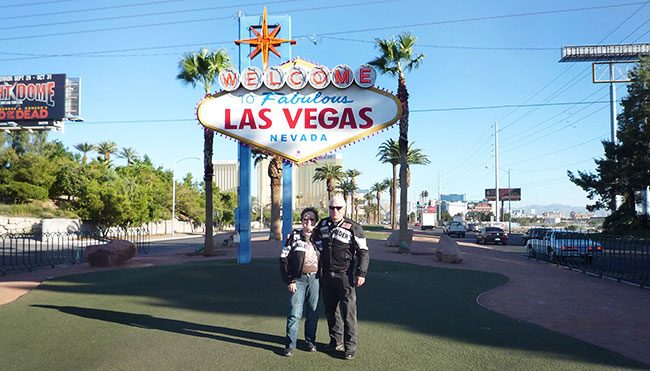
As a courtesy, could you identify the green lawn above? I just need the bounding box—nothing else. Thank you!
[0,259,646,370]
[362,224,391,240]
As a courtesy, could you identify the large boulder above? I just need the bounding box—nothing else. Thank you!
[436,235,463,264]
[385,229,413,247]
[85,239,137,267]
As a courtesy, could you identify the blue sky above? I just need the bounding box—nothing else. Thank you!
[2,0,649,209]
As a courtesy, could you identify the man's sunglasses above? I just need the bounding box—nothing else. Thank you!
[329,206,343,210]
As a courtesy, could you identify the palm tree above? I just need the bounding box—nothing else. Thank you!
[252,149,284,240]
[377,138,399,229]
[176,47,233,256]
[363,193,374,223]
[405,144,431,186]
[345,169,362,221]
[74,142,94,164]
[95,141,117,161]
[313,163,346,201]
[381,178,392,225]
[118,147,139,165]
[370,181,388,224]
[337,179,358,218]
[370,32,424,252]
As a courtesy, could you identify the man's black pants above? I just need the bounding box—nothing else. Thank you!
[321,271,357,351]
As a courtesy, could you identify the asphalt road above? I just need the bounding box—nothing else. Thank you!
[419,227,528,254]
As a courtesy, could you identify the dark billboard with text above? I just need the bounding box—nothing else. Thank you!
[0,74,66,122]
[485,188,521,201]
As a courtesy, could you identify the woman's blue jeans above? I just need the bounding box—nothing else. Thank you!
[285,273,319,349]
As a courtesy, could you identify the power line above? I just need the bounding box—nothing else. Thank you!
[509,133,607,166]
[0,0,395,43]
[496,1,650,132]
[3,0,188,19]
[500,105,608,154]
[0,0,303,31]
[0,2,645,43]
[515,158,594,173]
[321,36,557,51]
[411,100,610,113]
[0,0,77,8]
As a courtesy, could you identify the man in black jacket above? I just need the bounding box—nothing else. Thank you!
[314,195,369,360]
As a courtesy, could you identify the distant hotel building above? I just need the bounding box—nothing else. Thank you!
[295,154,343,209]
[213,160,238,193]
[256,154,343,210]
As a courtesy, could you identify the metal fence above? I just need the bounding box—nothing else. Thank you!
[1,229,150,276]
[526,230,650,288]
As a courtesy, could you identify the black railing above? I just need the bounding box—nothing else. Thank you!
[525,230,650,288]
[1,229,150,276]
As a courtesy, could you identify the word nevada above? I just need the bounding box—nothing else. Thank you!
[218,64,377,91]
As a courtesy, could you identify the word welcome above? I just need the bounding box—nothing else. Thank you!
[219,64,377,92]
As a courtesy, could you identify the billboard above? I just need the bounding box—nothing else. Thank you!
[0,74,66,122]
[467,202,492,213]
[485,188,521,201]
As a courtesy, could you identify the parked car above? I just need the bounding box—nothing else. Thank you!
[522,227,552,246]
[527,230,602,262]
[447,221,466,238]
[476,227,508,245]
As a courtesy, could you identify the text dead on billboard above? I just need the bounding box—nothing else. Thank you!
[0,74,66,122]
[485,188,522,201]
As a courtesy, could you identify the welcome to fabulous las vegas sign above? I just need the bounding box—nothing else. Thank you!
[196,59,403,164]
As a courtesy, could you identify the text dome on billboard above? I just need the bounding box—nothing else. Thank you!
[196,58,403,164]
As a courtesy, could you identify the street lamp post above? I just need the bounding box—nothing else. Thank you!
[507,169,511,234]
[172,156,200,236]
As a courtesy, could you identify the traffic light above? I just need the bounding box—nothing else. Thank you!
[416,201,420,208]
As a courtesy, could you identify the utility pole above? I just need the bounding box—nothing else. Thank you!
[495,121,500,224]
[437,172,441,224]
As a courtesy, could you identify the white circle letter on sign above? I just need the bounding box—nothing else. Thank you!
[218,68,240,91]
[355,64,376,88]
[331,64,354,89]
[241,66,263,90]
[308,66,330,89]
[264,66,285,90]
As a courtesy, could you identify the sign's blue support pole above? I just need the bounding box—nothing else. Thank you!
[282,162,293,239]
[237,144,251,264]
[237,12,293,262]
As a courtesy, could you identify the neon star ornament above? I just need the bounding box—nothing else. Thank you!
[235,7,296,71]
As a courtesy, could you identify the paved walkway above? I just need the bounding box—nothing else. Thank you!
[1,231,649,367]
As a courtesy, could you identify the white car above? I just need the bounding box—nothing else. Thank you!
[527,230,602,262]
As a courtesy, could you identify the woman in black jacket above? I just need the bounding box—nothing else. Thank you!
[279,207,320,357]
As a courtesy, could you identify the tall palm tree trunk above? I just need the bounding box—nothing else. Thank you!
[391,164,397,229]
[204,130,215,255]
[398,75,410,253]
[269,157,283,240]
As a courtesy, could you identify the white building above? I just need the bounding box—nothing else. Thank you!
[213,160,238,193]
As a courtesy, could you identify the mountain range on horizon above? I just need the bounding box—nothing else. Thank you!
[518,204,606,217]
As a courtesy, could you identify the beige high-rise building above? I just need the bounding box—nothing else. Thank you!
[295,154,343,209]
[255,154,343,211]
[213,160,238,193]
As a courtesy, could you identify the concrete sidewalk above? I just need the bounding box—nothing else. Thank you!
[1,230,649,367]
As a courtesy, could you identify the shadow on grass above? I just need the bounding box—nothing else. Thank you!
[20,259,649,369]
[32,304,286,355]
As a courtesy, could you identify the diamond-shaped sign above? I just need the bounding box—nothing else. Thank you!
[197,81,402,163]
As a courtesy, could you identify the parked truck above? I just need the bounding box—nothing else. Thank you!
[420,211,436,230]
